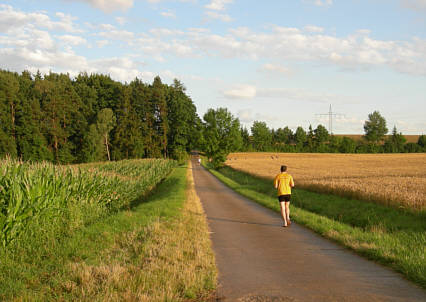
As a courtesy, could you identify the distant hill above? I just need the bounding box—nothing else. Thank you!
[335,134,420,143]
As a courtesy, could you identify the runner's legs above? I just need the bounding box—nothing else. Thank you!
[279,201,287,226]
[285,201,290,224]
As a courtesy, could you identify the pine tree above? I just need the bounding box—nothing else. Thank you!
[0,70,19,157]
[384,126,406,153]
[113,86,144,160]
[129,78,149,157]
[166,79,198,160]
[15,71,52,161]
[151,76,168,158]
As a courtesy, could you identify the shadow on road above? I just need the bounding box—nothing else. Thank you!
[207,216,282,228]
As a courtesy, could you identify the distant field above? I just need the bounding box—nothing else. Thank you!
[335,134,420,143]
[226,153,426,212]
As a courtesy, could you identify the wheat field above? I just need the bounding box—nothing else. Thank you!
[225,153,426,211]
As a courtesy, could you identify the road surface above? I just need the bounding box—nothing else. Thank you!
[191,158,426,302]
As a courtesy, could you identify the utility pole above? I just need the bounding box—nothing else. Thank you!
[316,105,345,135]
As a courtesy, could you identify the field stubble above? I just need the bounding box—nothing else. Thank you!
[226,153,426,212]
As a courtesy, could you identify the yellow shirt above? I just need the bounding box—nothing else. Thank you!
[274,172,294,196]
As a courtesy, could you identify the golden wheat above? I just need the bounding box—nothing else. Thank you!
[225,153,426,211]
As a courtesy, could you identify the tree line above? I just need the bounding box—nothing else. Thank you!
[0,69,201,163]
[200,108,426,167]
[1,69,424,166]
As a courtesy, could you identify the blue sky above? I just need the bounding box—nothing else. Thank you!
[1,0,425,134]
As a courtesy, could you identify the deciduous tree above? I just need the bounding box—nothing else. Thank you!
[96,108,116,161]
[364,111,388,144]
[251,121,272,151]
[202,108,242,167]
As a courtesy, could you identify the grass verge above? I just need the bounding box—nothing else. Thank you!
[0,163,217,301]
[202,161,426,289]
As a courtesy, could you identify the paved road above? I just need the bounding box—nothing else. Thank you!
[191,159,426,302]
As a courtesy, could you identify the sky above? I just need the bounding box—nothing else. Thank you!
[0,0,425,134]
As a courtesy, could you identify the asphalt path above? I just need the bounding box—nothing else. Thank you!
[191,158,426,302]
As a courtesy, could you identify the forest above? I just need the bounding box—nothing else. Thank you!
[0,69,201,164]
[0,69,425,165]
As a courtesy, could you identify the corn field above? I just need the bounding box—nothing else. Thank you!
[0,158,176,247]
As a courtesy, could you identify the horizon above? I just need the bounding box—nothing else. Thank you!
[1,0,425,134]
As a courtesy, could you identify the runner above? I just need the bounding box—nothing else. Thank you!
[274,165,295,227]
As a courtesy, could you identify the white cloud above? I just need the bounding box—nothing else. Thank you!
[205,11,232,22]
[74,22,426,76]
[237,109,281,127]
[150,28,184,36]
[273,26,301,34]
[0,5,154,83]
[260,63,293,76]
[115,24,426,75]
[223,85,257,99]
[394,120,426,134]
[71,0,134,12]
[0,5,81,33]
[91,57,142,81]
[186,26,426,76]
[135,35,194,58]
[222,83,359,104]
[99,23,116,30]
[146,0,197,3]
[99,30,134,41]
[304,25,324,33]
[304,0,333,6]
[0,28,56,50]
[257,88,355,104]
[188,27,210,33]
[237,109,254,123]
[205,0,233,11]
[115,17,126,25]
[204,0,233,22]
[160,11,176,18]
[96,39,109,47]
[314,115,366,134]
[57,34,87,46]
[0,46,89,75]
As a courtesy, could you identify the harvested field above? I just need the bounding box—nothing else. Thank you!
[335,134,420,143]
[225,153,426,212]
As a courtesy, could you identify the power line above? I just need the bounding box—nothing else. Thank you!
[316,105,345,135]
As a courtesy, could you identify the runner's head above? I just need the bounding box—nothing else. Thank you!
[281,165,287,172]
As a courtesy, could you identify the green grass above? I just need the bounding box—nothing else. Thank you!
[203,162,426,288]
[0,164,216,301]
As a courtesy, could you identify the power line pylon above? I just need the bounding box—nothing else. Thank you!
[316,105,345,135]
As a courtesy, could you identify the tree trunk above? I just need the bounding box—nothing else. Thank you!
[11,102,16,140]
[105,133,110,161]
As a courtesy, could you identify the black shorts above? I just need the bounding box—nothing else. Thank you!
[278,194,291,202]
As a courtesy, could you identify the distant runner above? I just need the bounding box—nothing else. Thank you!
[274,165,295,227]
[198,158,201,165]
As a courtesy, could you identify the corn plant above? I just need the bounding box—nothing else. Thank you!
[0,158,176,247]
